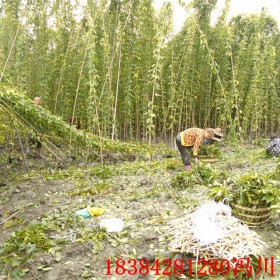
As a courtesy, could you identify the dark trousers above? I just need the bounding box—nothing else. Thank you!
[176,138,191,166]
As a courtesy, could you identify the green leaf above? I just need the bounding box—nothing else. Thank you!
[42,266,53,271]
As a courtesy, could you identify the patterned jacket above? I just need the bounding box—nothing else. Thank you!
[266,138,280,157]
[180,128,205,156]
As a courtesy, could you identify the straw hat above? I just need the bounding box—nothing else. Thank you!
[205,128,221,142]
[214,127,223,137]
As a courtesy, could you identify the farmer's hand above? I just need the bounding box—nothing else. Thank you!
[194,156,199,164]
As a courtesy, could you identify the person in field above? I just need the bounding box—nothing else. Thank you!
[26,96,45,158]
[266,135,280,158]
[176,128,222,171]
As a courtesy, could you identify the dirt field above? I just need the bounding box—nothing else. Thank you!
[0,144,279,280]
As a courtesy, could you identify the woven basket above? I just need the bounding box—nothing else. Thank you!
[231,203,272,227]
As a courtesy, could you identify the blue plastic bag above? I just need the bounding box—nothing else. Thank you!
[75,208,91,219]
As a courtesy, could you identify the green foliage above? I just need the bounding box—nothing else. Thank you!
[0,0,280,141]
[198,143,222,157]
[171,162,227,189]
[234,173,279,207]
[41,208,85,231]
[209,172,280,222]
[272,162,280,180]
[0,223,51,273]
[90,165,115,179]
[211,173,280,204]
[69,181,111,197]
[208,168,280,227]
[170,171,197,189]
[209,180,233,202]
[194,162,227,182]
[0,86,161,159]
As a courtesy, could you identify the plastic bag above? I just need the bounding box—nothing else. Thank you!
[100,218,124,232]
[88,207,105,216]
[75,208,91,219]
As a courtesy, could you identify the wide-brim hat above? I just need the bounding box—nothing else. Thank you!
[206,128,222,142]
[213,127,223,137]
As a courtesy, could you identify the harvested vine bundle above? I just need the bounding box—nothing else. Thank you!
[0,87,157,158]
[164,201,265,261]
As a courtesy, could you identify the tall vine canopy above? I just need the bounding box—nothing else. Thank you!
[0,0,279,144]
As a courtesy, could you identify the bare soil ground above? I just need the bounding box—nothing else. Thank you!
[0,145,279,280]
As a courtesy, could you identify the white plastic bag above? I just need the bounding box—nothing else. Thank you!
[192,201,231,245]
[100,218,124,232]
